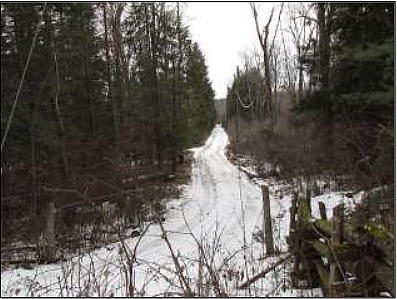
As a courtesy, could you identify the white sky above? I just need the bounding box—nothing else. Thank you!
[184,2,275,99]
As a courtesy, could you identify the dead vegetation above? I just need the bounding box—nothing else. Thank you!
[1,151,193,269]
[226,92,393,192]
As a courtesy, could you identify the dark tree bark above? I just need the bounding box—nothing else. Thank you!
[102,4,119,143]
[251,3,274,119]
[317,3,330,91]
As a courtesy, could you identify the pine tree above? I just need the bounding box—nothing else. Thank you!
[185,42,216,146]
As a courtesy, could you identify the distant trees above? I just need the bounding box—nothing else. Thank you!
[1,3,215,243]
[283,3,316,103]
[98,2,216,160]
[226,65,266,122]
[226,2,394,187]
[184,43,216,146]
[1,2,215,165]
[227,3,285,127]
[250,2,274,119]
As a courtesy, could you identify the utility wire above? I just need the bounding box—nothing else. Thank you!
[1,3,47,152]
[234,77,256,110]
[234,89,256,109]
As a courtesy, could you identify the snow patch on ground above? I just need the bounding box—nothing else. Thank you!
[1,125,319,297]
[311,191,363,220]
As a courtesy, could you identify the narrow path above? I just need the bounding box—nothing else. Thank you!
[1,125,300,297]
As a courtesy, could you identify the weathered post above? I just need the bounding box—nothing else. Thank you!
[329,204,345,296]
[290,192,301,288]
[305,188,312,215]
[332,204,344,245]
[45,199,56,241]
[288,192,298,249]
[38,198,57,263]
[319,202,327,220]
[294,192,313,288]
[262,185,274,255]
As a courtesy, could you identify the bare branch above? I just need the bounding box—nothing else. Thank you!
[158,221,194,296]
[237,254,292,289]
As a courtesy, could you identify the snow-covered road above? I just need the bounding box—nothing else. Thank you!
[1,125,311,297]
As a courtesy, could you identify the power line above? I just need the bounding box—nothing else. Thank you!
[1,3,47,152]
[234,90,255,109]
[234,79,256,110]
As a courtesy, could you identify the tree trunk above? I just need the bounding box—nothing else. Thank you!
[102,4,119,143]
[251,3,274,121]
[149,4,162,163]
[317,3,330,91]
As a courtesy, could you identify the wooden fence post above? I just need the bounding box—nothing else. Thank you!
[306,188,312,215]
[332,204,344,245]
[290,192,301,287]
[319,202,327,220]
[37,197,57,263]
[289,192,298,249]
[330,204,345,296]
[45,198,56,242]
[262,186,274,255]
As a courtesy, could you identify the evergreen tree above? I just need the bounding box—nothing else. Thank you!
[1,2,217,248]
[1,2,216,179]
[184,42,216,146]
[225,65,266,122]
[331,3,394,123]
[298,2,394,184]
[300,3,394,123]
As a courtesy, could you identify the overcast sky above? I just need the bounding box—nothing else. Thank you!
[184,2,274,99]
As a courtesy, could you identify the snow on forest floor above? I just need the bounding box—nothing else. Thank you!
[1,125,361,297]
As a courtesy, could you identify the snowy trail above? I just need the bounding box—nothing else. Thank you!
[1,125,301,297]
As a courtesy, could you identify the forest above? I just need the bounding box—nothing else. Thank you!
[224,3,394,296]
[1,2,215,251]
[1,2,395,298]
[226,3,393,189]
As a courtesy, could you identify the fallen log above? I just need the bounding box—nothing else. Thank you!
[238,254,292,289]
[1,259,37,265]
[42,186,84,199]
[1,245,36,252]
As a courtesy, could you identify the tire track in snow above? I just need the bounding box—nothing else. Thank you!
[1,124,289,297]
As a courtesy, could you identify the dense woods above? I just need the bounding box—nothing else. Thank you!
[224,3,394,296]
[1,3,215,250]
[0,2,394,297]
[226,3,394,189]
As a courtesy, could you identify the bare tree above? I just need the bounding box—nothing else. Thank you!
[250,2,274,119]
[317,3,329,91]
[250,3,284,125]
[101,3,119,142]
[285,3,316,103]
